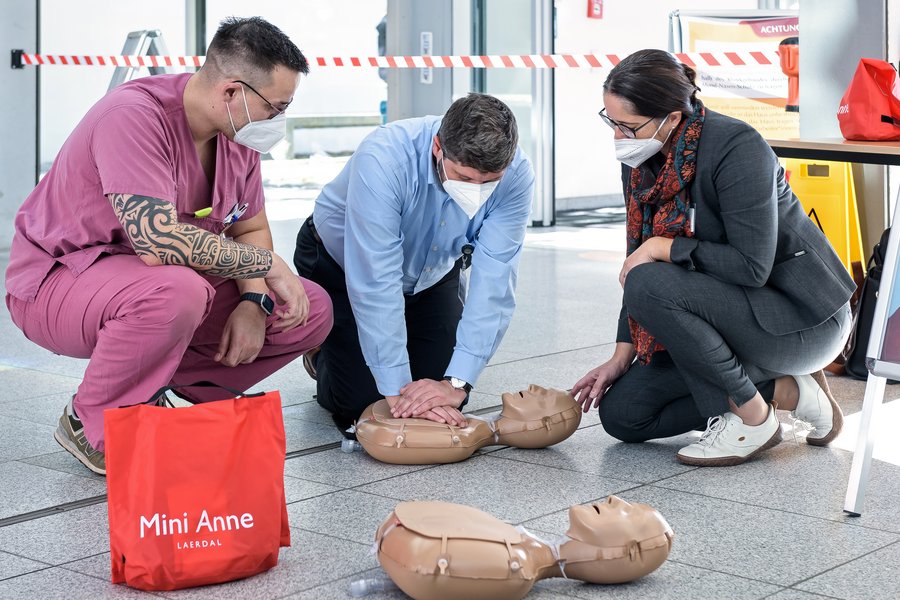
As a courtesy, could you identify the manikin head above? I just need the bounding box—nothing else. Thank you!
[561,495,674,584]
[192,17,308,151]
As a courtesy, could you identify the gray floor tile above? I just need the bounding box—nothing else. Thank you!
[0,391,68,426]
[0,415,60,462]
[288,566,580,600]
[795,540,900,600]
[0,461,106,519]
[283,567,417,600]
[825,374,900,418]
[358,454,634,524]
[56,551,111,580]
[156,529,373,599]
[283,475,341,503]
[286,489,404,545]
[476,345,615,398]
[255,368,317,408]
[654,440,900,534]
[766,590,837,600]
[614,487,897,587]
[488,348,532,365]
[830,397,900,468]
[534,560,780,600]
[495,423,695,484]
[283,415,342,452]
[0,367,80,403]
[0,503,110,565]
[0,549,50,581]
[0,566,158,598]
[282,447,434,488]
[497,246,623,357]
[461,389,503,413]
[283,400,333,426]
[0,350,89,381]
[22,450,107,481]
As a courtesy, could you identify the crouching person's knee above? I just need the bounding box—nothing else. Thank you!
[598,398,652,443]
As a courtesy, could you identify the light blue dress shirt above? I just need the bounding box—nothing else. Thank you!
[313,116,535,396]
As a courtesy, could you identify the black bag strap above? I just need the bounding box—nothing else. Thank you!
[871,227,892,271]
[119,381,266,409]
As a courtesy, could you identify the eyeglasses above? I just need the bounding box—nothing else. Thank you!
[598,108,656,139]
[233,80,290,115]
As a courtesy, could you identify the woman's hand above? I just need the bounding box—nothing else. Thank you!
[571,344,636,413]
[619,237,674,287]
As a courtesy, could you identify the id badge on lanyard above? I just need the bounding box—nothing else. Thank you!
[458,243,474,304]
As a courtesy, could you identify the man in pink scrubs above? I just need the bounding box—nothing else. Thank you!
[4,17,333,475]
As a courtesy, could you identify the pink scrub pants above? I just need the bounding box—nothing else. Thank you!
[6,254,333,451]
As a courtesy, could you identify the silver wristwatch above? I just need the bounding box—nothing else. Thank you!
[444,376,472,394]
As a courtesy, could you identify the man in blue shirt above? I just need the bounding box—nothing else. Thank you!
[294,94,534,437]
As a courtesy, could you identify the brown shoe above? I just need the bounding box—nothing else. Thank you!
[54,404,106,475]
[303,347,320,381]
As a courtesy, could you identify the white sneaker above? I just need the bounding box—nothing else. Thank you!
[676,406,782,466]
[791,371,843,446]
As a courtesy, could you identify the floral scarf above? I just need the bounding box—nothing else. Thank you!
[626,100,705,364]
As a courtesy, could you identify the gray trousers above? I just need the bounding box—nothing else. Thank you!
[599,263,852,443]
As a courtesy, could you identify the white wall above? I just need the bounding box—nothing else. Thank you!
[205,1,387,117]
[40,0,187,168]
[553,0,758,205]
[39,1,387,167]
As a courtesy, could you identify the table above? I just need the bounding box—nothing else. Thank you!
[766,137,900,166]
[767,137,899,516]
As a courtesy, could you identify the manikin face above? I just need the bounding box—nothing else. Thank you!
[567,495,672,547]
[500,384,571,414]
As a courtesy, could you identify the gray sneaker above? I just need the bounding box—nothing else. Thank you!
[53,393,173,476]
[54,404,106,475]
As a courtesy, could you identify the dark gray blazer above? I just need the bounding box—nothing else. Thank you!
[617,109,856,341]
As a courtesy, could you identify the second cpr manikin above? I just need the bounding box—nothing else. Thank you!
[355,384,582,464]
[373,496,674,600]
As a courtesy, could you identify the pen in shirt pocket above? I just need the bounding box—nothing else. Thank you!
[223,202,249,227]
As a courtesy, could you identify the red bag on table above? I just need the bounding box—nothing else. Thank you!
[838,58,900,141]
[104,383,290,591]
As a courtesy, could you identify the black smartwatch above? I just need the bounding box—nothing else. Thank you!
[239,292,274,316]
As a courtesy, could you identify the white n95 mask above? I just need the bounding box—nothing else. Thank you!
[227,86,286,154]
[614,118,671,169]
[440,158,499,219]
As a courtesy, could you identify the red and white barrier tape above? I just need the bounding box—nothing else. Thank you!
[16,51,781,69]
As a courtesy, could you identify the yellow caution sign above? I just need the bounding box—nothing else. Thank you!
[782,159,864,276]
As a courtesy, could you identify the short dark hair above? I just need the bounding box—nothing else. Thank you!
[603,49,699,117]
[438,93,518,173]
[205,17,309,80]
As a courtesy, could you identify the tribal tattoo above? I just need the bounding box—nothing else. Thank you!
[108,194,272,278]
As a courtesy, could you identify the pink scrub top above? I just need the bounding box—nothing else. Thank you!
[6,73,265,302]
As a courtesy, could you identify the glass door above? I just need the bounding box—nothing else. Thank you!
[474,0,554,226]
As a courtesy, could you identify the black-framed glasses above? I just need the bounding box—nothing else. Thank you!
[233,80,289,115]
[598,108,656,139]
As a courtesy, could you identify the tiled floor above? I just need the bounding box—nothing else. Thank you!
[2,213,900,599]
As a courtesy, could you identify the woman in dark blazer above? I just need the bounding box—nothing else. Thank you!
[572,49,855,466]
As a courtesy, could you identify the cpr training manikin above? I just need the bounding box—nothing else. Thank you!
[355,384,582,464]
[372,496,674,600]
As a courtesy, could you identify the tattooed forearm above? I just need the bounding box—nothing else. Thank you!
[108,193,272,278]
